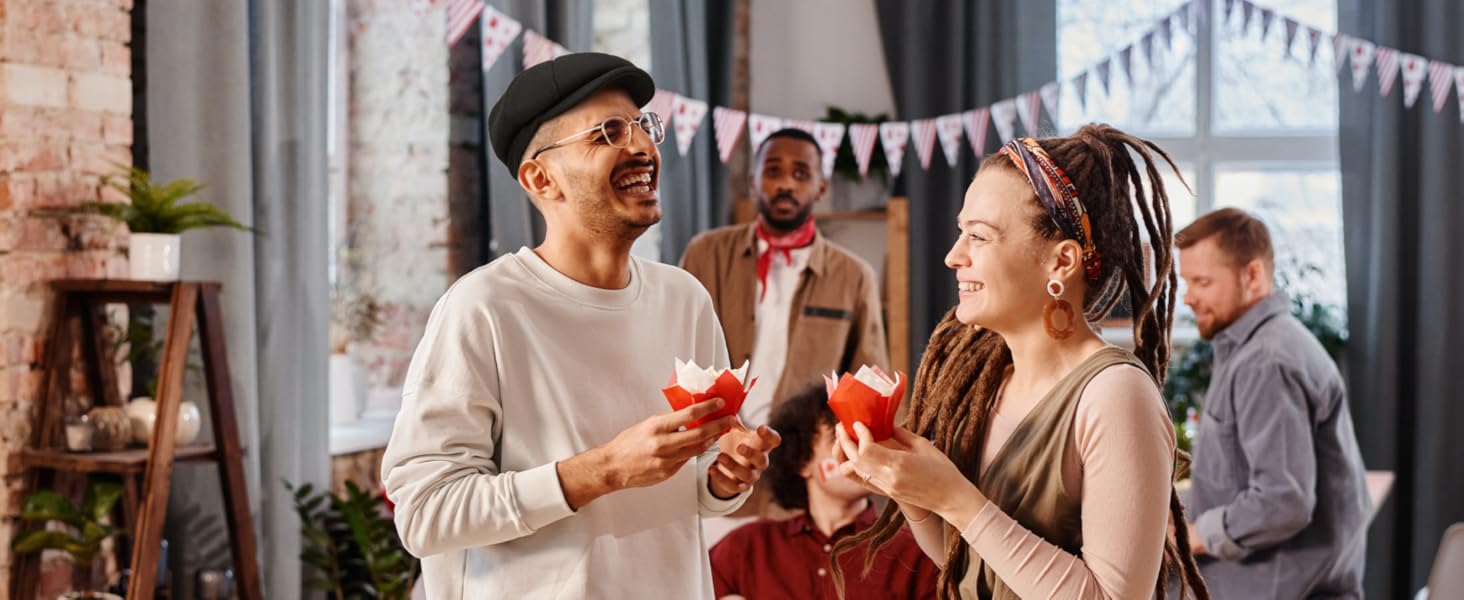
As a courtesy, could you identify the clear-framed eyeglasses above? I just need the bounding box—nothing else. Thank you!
[531,112,665,160]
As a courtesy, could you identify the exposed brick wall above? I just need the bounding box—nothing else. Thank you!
[0,0,135,593]
[343,0,450,391]
[330,447,384,498]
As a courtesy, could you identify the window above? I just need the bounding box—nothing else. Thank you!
[1058,0,1347,317]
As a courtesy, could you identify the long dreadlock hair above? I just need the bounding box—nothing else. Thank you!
[831,124,1209,599]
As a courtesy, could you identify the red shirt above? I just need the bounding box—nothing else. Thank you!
[709,506,939,599]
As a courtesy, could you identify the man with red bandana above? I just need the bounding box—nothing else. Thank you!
[681,128,888,535]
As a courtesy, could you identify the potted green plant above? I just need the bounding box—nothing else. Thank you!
[820,106,893,213]
[286,480,420,600]
[11,477,126,599]
[77,164,253,280]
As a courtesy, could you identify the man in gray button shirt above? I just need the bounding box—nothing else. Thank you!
[1175,208,1370,599]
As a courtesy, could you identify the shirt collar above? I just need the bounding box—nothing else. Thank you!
[784,503,878,539]
[1213,292,1291,356]
[740,222,827,276]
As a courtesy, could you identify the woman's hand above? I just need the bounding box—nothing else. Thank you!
[832,423,989,525]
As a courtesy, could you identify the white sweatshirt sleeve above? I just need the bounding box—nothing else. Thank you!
[381,287,575,558]
[689,281,752,516]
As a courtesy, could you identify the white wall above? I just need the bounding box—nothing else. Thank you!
[749,0,897,120]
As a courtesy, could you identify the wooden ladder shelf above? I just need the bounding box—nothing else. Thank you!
[9,280,261,600]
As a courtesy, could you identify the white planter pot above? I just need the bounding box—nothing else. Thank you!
[330,354,368,426]
[124,397,202,445]
[129,232,181,280]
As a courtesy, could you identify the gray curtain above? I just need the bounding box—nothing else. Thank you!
[1338,1,1464,597]
[146,1,260,596]
[248,0,333,596]
[481,1,594,258]
[649,0,736,262]
[875,0,1057,359]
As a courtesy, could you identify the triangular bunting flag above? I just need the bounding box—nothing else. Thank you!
[847,124,880,178]
[1455,67,1464,123]
[811,122,846,178]
[671,95,708,156]
[446,0,485,46]
[1427,60,1456,113]
[1096,59,1113,95]
[935,114,964,168]
[1016,91,1043,136]
[1119,46,1136,87]
[479,6,523,72]
[1375,46,1400,97]
[1073,72,1090,112]
[783,120,816,134]
[1400,53,1428,108]
[879,122,911,178]
[962,108,992,158]
[644,89,675,122]
[523,30,569,69]
[711,106,747,164]
[1282,18,1299,57]
[990,99,1018,143]
[1348,38,1375,92]
[1334,33,1349,73]
[1307,27,1323,65]
[909,119,939,171]
[1240,1,1255,36]
[1039,81,1062,123]
[747,114,784,151]
[1259,8,1275,41]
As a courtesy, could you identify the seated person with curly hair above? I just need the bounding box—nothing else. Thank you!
[709,384,938,599]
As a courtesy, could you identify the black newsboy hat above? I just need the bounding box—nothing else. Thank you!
[488,52,656,170]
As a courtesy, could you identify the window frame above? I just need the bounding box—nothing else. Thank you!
[1133,1,1340,218]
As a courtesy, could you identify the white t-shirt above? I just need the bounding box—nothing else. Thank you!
[381,247,749,600]
[740,240,811,428]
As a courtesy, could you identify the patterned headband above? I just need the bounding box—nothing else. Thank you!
[998,137,1102,282]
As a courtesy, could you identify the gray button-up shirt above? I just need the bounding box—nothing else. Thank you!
[1185,293,1370,599]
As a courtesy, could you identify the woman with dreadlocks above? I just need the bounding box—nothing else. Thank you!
[830,124,1209,599]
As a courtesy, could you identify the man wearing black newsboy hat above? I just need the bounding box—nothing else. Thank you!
[381,52,781,599]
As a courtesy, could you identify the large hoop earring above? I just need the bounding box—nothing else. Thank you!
[1043,279,1076,340]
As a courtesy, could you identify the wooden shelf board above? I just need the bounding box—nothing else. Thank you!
[49,279,220,304]
[17,445,218,474]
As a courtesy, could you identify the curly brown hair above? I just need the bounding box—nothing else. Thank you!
[832,123,1209,600]
[764,383,840,512]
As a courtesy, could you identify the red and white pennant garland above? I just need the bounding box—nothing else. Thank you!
[878,122,911,178]
[1227,0,1463,120]
[812,123,846,177]
[712,107,747,164]
[909,119,939,172]
[433,0,1464,182]
[671,95,708,156]
[479,6,522,71]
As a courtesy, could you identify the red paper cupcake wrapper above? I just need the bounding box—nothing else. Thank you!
[826,370,906,442]
[662,369,755,429]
